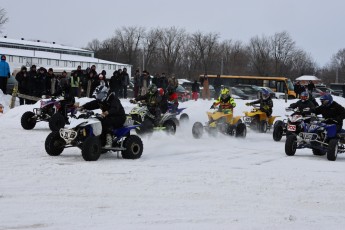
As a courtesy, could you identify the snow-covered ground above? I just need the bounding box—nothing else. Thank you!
[1,93,345,230]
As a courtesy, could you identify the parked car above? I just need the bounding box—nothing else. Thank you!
[315,85,340,96]
[312,88,325,98]
[233,84,263,99]
[176,85,191,102]
[230,87,254,100]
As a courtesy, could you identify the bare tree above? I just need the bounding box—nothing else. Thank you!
[115,26,145,65]
[290,49,316,78]
[247,35,272,76]
[270,31,296,76]
[219,40,249,75]
[142,28,161,71]
[158,27,186,75]
[189,31,220,74]
[0,8,9,33]
[86,39,101,52]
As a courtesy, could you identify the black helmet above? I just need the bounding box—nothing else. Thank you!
[148,84,158,95]
[21,66,27,71]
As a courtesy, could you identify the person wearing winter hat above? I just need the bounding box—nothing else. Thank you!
[0,55,11,94]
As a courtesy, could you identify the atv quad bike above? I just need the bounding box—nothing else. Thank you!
[21,97,77,131]
[192,107,246,139]
[285,117,345,161]
[243,105,279,133]
[45,111,143,161]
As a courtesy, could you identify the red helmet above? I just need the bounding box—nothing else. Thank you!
[158,88,164,96]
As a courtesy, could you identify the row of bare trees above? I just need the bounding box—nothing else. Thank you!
[1,5,343,84]
[86,26,318,81]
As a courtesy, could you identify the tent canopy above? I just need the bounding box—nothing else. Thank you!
[295,75,321,81]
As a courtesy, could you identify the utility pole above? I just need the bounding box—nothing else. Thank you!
[336,68,339,83]
[142,48,145,71]
[221,57,224,75]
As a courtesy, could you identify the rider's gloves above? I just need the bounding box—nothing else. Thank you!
[245,102,251,106]
[263,105,270,110]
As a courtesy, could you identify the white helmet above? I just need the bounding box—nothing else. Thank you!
[92,85,109,102]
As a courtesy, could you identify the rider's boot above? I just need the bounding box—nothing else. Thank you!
[104,134,112,148]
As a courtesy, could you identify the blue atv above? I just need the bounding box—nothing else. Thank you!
[45,111,143,161]
[285,118,345,161]
[168,103,189,126]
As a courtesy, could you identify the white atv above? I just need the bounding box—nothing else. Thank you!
[45,111,143,161]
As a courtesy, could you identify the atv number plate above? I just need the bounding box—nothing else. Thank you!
[287,124,296,131]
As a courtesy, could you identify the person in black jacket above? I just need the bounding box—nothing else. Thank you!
[15,66,29,105]
[312,94,345,132]
[131,83,162,126]
[288,91,315,114]
[79,85,126,147]
[245,88,273,117]
[307,80,315,92]
[109,70,122,97]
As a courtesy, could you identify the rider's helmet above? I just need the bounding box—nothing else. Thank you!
[148,84,158,95]
[320,93,333,107]
[261,88,270,100]
[158,88,164,96]
[220,88,231,99]
[300,91,309,102]
[93,85,109,102]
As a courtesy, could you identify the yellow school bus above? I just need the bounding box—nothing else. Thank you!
[203,75,296,99]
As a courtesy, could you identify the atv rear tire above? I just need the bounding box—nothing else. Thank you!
[45,131,65,156]
[192,122,203,139]
[49,113,66,132]
[327,139,338,161]
[82,136,101,161]
[21,111,37,130]
[235,123,247,138]
[122,135,143,159]
[285,135,297,156]
[163,119,176,135]
[273,120,284,141]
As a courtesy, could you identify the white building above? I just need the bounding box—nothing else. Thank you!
[0,36,131,76]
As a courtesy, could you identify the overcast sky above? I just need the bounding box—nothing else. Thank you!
[1,0,345,67]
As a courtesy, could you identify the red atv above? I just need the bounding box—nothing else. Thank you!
[21,97,77,131]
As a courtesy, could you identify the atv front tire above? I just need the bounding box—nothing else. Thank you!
[192,122,204,139]
[45,131,65,156]
[21,111,37,130]
[285,135,297,156]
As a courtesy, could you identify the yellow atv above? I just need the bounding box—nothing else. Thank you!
[192,107,246,139]
[243,105,279,133]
